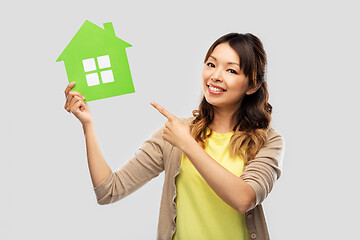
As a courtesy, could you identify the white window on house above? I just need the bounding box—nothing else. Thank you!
[82,55,114,86]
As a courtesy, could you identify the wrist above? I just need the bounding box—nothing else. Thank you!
[180,136,198,154]
[82,121,94,130]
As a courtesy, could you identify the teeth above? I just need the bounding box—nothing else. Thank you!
[209,85,224,92]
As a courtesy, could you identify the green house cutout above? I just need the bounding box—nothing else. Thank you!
[57,20,135,102]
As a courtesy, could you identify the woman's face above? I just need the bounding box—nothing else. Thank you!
[202,42,253,111]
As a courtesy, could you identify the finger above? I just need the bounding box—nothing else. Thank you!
[79,101,87,112]
[64,81,76,97]
[68,96,83,113]
[161,134,168,142]
[161,130,169,141]
[65,91,85,111]
[65,92,75,112]
[69,98,83,114]
[150,101,177,120]
[164,121,171,129]
[64,88,77,109]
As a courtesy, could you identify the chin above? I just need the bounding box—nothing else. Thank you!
[203,95,220,107]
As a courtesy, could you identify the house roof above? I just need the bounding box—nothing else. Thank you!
[56,20,132,62]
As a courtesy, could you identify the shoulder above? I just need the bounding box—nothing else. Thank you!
[265,125,285,150]
[179,116,196,124]
[252,125,285,179]
[255,125,285,169]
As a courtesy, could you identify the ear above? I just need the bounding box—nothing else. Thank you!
[246,82,262,95]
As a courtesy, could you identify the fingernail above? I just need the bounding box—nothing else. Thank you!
[82,96,85,100]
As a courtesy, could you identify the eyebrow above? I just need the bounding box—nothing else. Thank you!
[209,56,240,66]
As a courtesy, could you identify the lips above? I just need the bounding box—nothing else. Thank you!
[207,84,226,95]
[207,83,226,91]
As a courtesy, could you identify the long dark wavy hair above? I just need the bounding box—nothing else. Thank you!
[190,33,272,164]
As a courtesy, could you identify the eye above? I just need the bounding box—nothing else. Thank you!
[228,69,238,74]
[206,62,215,68]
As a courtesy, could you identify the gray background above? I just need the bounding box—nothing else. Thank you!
[3,0,360,239]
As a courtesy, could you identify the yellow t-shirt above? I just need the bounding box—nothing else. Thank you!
[173,128,249,240]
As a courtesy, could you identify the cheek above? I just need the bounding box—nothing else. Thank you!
[202,68,211,81]
[227,79,250,97]
[229,75,249,89]
[231,81,246,89]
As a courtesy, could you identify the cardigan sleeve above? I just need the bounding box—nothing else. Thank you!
[93,126,165,205]
[239,127,285,207]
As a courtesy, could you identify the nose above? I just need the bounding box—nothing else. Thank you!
[211,69,223,82]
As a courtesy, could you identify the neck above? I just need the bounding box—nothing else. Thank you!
[209,106,237,133]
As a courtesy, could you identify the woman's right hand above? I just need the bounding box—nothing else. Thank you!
[64,81,93,126]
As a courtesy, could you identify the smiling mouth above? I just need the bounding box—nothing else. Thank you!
[207,84,226,92]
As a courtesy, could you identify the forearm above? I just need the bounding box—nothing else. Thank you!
[82,122,112,188]
[182,139,256,213]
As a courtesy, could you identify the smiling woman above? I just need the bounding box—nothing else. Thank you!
[194,33,272,163]
[64,32,284,240]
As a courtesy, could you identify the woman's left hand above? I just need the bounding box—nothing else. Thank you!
[150,101,194,151]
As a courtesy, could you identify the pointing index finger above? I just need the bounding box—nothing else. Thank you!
[150,101,176,120]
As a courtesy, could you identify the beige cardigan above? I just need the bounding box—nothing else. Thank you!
[93,117,285,240]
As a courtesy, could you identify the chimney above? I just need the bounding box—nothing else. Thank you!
[103,22,115,35]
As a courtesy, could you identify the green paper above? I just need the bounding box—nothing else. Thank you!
[57,20,135,102]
